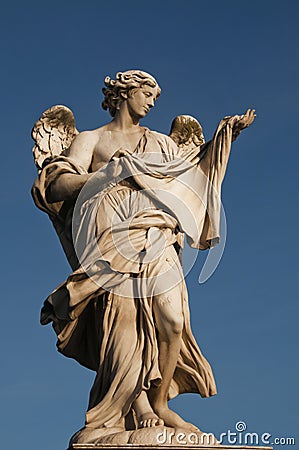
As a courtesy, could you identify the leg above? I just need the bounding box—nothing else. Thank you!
[149,284,198,431]
[87,293,159,429]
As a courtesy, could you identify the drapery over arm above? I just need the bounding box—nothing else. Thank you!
[195,115,241,248]
[32,156,88,269]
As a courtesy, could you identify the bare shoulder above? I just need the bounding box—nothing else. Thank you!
[71,128,102,148]
[65,127,105,170]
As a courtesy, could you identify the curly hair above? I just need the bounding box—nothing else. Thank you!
[102,70,161,117]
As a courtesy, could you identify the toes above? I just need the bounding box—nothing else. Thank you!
[139,416,164,428]
[139,420,147,428]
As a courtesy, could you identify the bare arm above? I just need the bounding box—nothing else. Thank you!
[46,172,94,203]
[46,131,97,203]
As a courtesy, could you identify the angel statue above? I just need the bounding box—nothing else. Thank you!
[31,70,255,446]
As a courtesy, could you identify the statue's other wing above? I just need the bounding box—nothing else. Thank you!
[32,105,78,171]
[169,115,205,151]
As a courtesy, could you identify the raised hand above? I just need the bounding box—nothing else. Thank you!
[231,108,256,141]
[237,108,256,130]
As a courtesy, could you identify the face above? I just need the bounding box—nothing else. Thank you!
[126,85,158,119]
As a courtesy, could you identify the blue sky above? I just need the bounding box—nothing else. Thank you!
[0,1,298,449]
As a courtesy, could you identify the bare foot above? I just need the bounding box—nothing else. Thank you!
[153,405,198,431]
[133,391,164,428]
[137,412,164,428]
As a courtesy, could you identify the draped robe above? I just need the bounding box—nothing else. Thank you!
[32,116,239,429]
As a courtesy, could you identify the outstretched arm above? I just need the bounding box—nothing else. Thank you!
[198,108,256,163]
[232,108,256,141]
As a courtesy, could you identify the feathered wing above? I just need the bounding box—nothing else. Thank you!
[31,105,78,171]
[169,114,205,151]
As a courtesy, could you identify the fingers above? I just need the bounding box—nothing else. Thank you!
[244,108,255,118]
[248,109,256,124]
[242,108,256,127]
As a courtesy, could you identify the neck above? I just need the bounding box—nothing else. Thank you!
[111,103,140,131]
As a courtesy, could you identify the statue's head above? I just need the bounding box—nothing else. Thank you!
[102,70,161,117]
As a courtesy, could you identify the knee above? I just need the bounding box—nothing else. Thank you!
[154,293,184,340]
[160,316,183,341]
[170,317,184,335]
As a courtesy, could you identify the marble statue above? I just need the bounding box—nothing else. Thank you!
[31,70,255,446]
